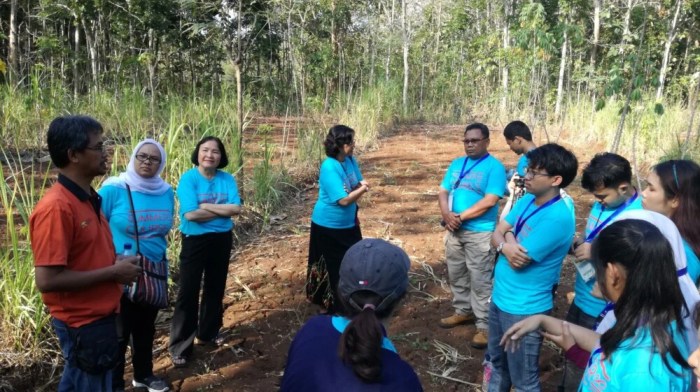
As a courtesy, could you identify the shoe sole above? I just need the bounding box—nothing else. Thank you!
[132,380,170,392]
[470,341,487,349]
[438,318,475,329]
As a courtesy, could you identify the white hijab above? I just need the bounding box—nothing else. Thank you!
[102,139,171,195]
[595,209,700,351]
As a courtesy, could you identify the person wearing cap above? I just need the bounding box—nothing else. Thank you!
[281,239,423,391]
[438,122,506,349]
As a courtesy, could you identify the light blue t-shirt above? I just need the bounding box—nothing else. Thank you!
[492,193,575,315]
[311,156,363,229]
[99,185,174,263]
[683,240,700,286]
[580,321,691,391]
[516,154,529,177]
[177,168,241,235]
[574,196,643,317]
[440,154,506,232]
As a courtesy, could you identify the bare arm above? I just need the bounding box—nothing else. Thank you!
[183,209,220,222]
[35,258,142,292]
[457,194,500,221]
[200,203,242,217]
[491,219,531,268]
[500,314,600,353]
[337,182,369,207]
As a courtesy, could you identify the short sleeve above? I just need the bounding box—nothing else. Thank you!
[30,204,73,267]
[319,160,348,203]
[177,171,199,215]
[440,160,458,191]
[505,194,531,226]
[484,161,507,198]
[226,174,241,205]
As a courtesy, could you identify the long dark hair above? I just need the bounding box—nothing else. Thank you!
[336,290,403,383]
[654,160,700,258]
[592,219,689,373]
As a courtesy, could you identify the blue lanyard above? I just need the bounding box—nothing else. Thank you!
[514,195,562,237]
[453,153,490,190]
[588,347,603,368]
[585,192,638,243]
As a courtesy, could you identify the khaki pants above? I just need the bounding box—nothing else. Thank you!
[444,229,495,330]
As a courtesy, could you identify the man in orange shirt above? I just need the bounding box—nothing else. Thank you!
[30,115,142,392]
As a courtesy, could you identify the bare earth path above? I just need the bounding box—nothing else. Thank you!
[146,123,593,392]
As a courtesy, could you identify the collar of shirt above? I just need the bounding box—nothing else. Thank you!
[58,173,102,216]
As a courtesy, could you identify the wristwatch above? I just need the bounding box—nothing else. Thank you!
[496,241,505,253]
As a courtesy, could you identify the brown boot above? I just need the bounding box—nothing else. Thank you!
[471,328,488,349]
[438,313,475,329]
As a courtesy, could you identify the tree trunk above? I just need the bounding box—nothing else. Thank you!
[73,19,80,97]
[555,24,568,119]
[236,0,244,174]
[401,0,409,113]
[501,0,512,114]
[81,18,99,92]
[385,0,396,82]
[656,0,683,100]
[590,0,601,74]
[619,0,633,55]
[9,0,19,82]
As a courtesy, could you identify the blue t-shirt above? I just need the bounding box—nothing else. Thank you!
[99,184,174,263]
[492,193,575,314]
[574,197,643,318]
[177,168,241,235]
[439,154,506,232]
[281,315,423,392]
[516,154,529,177]
[311,157,363,229]
[580,321,691,391]
[683,240,700,286]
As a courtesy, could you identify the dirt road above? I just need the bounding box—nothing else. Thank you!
[150,123,593,391]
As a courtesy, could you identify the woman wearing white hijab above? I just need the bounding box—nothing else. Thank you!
[99,139,173,392]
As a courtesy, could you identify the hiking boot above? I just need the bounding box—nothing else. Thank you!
[438,313,475,329]
[471,329,488,349]
[133,375,170,392]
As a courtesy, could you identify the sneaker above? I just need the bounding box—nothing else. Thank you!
[133,375,170,392]
[438,313,475,329]
[471,329,488,349]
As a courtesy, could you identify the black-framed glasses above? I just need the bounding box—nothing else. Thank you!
[135,153,161,164]
[524,169,552,179]
[463,137,488,145]
[84,143,106,152]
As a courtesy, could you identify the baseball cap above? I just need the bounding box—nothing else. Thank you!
[338,238,411,312]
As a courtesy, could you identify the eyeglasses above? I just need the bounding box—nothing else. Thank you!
[524,169,552,179]
[135,153,161,164]
[463,137,488,145]
[84,143,106,152]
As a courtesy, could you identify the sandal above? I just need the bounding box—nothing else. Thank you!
[171,355,187,368]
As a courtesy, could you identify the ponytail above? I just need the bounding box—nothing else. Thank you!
[338,304,383,382]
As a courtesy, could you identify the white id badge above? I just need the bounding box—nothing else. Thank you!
[575,259,596,282]
[448,192,454,211]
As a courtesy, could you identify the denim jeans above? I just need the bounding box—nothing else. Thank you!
[486,302,547,392]
[52,317,114,392]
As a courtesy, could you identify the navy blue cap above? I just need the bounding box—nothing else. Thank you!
[338,238,411,312]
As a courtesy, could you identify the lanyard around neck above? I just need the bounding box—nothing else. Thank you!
[453,153,490,190]
[514,195,562,237]
[585,192,638,243]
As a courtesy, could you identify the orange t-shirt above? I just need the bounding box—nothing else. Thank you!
[30,178,122,328]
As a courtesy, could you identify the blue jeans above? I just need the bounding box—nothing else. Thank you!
[52,318,113,392]
[487,302,547,392]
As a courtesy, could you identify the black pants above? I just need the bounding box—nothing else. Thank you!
[169,231,233,358]
[113,295,159,388]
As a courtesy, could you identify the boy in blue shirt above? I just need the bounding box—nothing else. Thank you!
[438,123,506,349]
[501,121,538,219]
[562,152,642,391]
[487,143,578,391]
